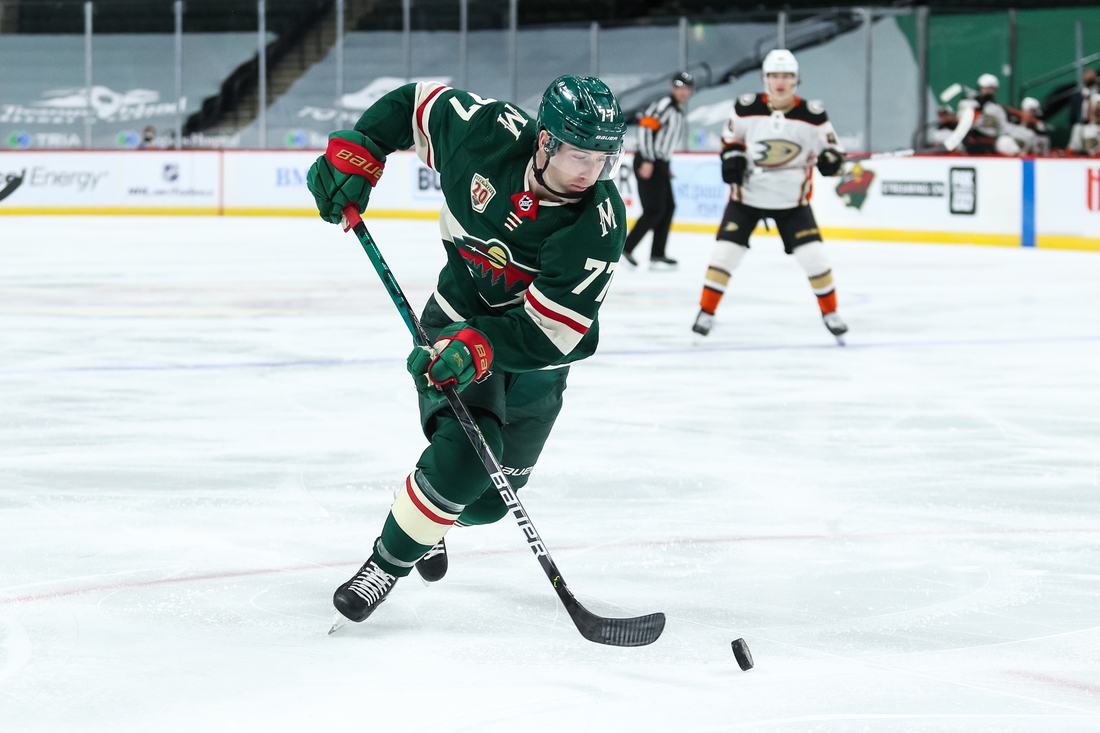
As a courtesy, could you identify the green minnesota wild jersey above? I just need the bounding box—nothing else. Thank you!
[353,82,627,373]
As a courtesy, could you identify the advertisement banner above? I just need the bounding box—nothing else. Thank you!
[0,152,120,209]
[0,149,1096,252]
[1034,158,1100,250]
[119,152,219,210]
[0,150,218,212]
[659,154,1021,245]
[221,149,442,217]
[802,156,1022,245]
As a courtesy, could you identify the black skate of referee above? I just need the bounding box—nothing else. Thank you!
[623,71,693,269]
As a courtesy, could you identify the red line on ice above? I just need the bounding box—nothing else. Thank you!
[2,526,1097,606]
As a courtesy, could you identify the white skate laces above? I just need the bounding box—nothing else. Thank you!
[347,562,396,603]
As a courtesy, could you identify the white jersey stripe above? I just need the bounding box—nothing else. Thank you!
[523,283,592,355]
[413,82,450,169]
[432,290,465,322]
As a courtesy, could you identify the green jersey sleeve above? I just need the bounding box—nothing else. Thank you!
[464,184,627,372]
[352,82,500,172]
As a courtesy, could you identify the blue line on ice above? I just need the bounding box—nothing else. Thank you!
[2,334,1098,375]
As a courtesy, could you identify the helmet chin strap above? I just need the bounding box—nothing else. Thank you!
[531,138,590,201]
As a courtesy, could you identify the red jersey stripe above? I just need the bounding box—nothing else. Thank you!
[405,475,455,526]
[415,85,447,170]
[525,289,589,335]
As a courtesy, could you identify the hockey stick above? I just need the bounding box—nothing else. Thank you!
[941,104,975,152]
[339,204,666,647]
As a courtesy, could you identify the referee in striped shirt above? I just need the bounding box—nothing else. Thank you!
[623,71,693,269]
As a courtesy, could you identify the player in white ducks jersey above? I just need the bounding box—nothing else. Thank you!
[692,49,849,343]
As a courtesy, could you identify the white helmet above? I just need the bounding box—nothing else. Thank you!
[1022,97,1041,112]
[762,49,799,78]
[978,73,1000,90]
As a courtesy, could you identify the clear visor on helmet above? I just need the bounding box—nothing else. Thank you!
[545,133,623,183]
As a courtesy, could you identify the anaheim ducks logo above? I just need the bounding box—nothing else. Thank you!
[456,235,538,292]
[753,139,802,168]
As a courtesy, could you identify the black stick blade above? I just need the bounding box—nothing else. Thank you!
[569,604,666,647]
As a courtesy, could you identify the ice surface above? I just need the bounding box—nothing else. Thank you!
[2,216,1099,732]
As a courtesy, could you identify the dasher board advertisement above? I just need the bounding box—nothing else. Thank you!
[0,150,219,212]
[1034,158,1100,250]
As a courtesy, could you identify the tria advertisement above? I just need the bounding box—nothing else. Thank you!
[0,149,1096,251]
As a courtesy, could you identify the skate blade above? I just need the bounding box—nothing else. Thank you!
[834,334,846,346]
[328,612,349,635]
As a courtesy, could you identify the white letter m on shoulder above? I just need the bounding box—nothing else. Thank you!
[597,199,616,237]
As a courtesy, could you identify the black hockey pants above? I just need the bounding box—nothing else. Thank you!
[623,158,675,259]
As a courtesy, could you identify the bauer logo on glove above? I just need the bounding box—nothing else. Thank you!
[407,322,493,401]
[306,130,387,224]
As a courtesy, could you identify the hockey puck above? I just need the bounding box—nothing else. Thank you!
[731,638,753,671]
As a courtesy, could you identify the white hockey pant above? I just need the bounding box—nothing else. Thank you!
[793,242,835,296]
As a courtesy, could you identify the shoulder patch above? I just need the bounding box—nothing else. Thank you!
[735,93,770,117]
[470,173,496,213]
[786,99,829,125]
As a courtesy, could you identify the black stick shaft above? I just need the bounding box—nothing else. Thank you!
[347,217,579,606]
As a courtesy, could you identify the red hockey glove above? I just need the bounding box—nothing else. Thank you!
[406,323,493,402]
[306,130,387,224]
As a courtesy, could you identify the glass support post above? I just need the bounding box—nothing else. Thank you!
[1007,8,1017,105]
[174,0,183,149]
[459,0,468,89]
[864,7,873,153]
[589,21,598,77]
[508,0,517,103]
[1076,21,1085,85]
[336,0,344,103]
[402,0,411,82]
[84,1,93,148]
[258,0,267,148]
[678,16,687,72]
[916,6,929,150]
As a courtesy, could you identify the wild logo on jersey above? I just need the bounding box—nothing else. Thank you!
[836,163,875,210]
[753,139,803,168]
[455,235,538,295]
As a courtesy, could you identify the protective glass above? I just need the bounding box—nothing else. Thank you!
[546,134,623,182]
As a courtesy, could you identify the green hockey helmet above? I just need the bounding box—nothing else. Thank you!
[534,76,625,194]
[537,75,626,153]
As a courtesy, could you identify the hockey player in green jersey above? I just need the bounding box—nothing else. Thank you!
[306,76,628,627]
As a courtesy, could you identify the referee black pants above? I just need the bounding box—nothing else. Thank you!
[624,158,675,259]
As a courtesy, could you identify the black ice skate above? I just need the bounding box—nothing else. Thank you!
[822,311,848,345]
[692,309,714,336]
[415,537,448,584]
[622,251,638,267]
[649,256,678,270]
[329,555,397,634]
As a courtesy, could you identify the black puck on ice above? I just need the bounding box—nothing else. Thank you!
[731,638,753,671]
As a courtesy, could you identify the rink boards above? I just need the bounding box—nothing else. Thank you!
[0,149,1097,250]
